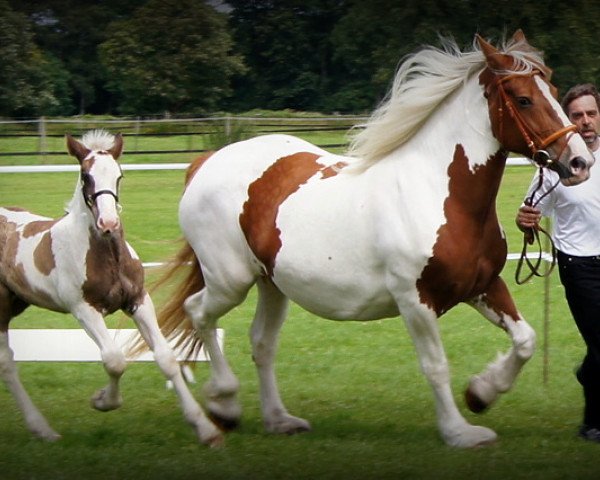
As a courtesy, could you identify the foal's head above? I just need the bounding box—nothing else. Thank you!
[66,130,124,235]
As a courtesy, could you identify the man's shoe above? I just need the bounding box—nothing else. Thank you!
[578,425,600,443]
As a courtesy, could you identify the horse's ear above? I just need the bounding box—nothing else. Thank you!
[66,134,90,164]
[108,133,124,160]
[476,34,511,71]
[512,29,527,44]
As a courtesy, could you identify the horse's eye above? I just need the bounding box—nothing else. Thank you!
[517,97,532,107]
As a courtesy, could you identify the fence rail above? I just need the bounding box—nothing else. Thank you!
[0,115,368,162]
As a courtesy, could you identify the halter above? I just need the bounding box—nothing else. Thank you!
[495,70,578,169]
[83,189,120,209]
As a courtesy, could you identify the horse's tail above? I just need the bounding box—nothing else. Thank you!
[127,153,213,360]
[127,241,205,359]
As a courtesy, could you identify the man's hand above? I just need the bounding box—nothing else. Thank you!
[516,205,542,244]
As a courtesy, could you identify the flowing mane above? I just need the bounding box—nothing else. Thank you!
[348,35,548,169]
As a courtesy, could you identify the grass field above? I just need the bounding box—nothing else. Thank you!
[0,138,597,479]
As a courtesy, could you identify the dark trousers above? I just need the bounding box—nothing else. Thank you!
[557,250,600,428]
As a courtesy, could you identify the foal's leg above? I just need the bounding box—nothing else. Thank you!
[129,293,223,446]
[400,303,497,448]
[251,277,310,434]
[0,287,60,440]
[465,277,536,413]
[184,286,246,429]
[72,303,126,411]
[0,329,61,441]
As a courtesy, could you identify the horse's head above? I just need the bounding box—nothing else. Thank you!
[66,131,124,235]
[478,30,594,185]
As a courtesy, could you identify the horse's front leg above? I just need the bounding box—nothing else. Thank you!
[401,304,497,448]
[129,293,223,447]
[72,303,126,411]
[465,276,536,413]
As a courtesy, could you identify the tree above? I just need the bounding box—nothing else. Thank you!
[226,0,349,112]
[10,0,147,114]
[0,0,73,116]
[98,0,245,115]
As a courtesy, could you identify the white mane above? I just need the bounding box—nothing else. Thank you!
[347,36,547,170]
[80,129,116,151]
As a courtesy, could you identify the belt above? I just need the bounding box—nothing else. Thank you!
[557,250,600,262]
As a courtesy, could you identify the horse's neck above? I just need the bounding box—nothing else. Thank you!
[63,189,95,233]
[380,78,506,215]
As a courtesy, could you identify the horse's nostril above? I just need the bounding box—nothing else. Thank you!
[570,156,587,171]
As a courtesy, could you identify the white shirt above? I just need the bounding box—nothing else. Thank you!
[524,147,600,256]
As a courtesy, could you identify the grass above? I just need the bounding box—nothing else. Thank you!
[0,138,597,479]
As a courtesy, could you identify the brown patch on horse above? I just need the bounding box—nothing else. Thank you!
[82,228,145,315]
[240,152,342,276]
[417,145,511,317]
[23,220,57,238]
[33,232,56,276]
[320,161,348,179]
[185,152,214,187]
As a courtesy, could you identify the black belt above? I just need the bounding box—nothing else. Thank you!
[557,250,600,262]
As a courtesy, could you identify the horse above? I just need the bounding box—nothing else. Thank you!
[146,31,594,448]
[0,130,222,446]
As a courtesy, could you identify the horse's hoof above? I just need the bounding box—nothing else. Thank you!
[208,412,240,431]
[33,428,61,442]
[91,388,122,412]
[465,387,489,414]
[205,432,225,449]
[444,425,497,448]
[266,415,311,435]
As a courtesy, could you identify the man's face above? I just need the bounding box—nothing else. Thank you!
[567,94,600,148]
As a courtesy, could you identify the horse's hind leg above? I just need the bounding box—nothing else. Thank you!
[0,287,60,440]
[72,303,126,411]
[465,277,536,413]
[251,277,310,434]
[129,293,223,446]
[184,285,247,429]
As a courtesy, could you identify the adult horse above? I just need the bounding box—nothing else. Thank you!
[152,32,593,447]
[0,130,222,446]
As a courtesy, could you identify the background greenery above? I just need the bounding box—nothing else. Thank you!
[0,128,597,478]
[3,0,600,117]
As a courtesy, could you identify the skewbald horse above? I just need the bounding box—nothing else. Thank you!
[149,31,593,448]
[0,130,222,446]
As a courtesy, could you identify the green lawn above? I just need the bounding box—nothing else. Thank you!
[0,143,596,479]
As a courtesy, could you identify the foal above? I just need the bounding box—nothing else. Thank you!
[0,130,221,446]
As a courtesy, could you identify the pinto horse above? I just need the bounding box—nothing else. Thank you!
[0,130,222,446]
[151,32,594,448]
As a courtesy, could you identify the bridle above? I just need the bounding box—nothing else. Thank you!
[495,70,578,171]
[492,70,572,284]
[83,189,120,209]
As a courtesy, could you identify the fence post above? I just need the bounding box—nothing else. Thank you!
[542,216,552,385]
[38,117,47,164]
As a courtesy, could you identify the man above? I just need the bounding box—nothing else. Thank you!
[516,83,600,443]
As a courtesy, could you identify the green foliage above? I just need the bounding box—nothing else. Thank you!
[0,1,74,116]
[99,0,245,115]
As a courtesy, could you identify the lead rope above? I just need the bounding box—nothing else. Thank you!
[515,167,560,285]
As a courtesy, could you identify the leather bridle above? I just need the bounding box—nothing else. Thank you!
[495,70,578,171]
[492,70,573,284]
[83,189,120,209]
